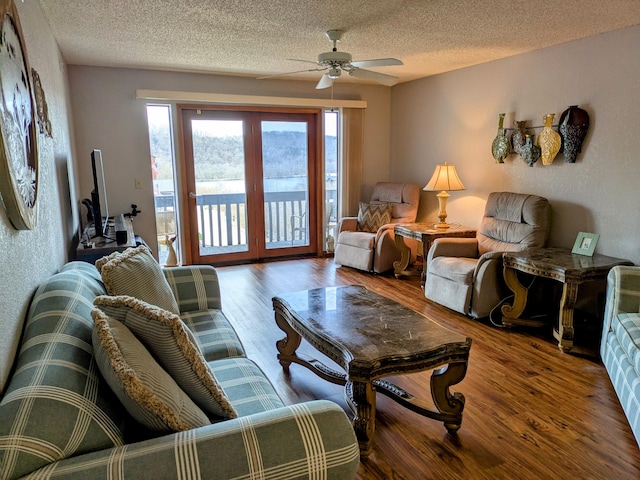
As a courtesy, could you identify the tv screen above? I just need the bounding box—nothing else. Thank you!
[90,149,109,238]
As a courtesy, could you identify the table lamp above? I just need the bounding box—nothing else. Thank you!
[423,163,466,229]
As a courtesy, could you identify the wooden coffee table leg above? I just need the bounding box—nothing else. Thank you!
[274,307,302,370]
[346,380,376,456]
[430,361,467,433]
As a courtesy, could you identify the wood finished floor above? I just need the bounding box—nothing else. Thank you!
[215,257,640,480]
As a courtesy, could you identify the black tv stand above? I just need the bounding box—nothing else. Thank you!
[76,216,145,263]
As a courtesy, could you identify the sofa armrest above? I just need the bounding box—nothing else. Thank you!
[427,237,479,265]
[163,265,222,313]
[28,400,360,480]
[603,265,640,334]
[338,216,358,233]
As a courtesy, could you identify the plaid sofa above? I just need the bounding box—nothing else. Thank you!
[0,262,359,479]
[601,265,640,448]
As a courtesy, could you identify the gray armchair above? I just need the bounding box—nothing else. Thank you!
[334,182,420,273]
[424,192,551,318]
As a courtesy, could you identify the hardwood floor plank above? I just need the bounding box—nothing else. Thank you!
[215,257,640,479]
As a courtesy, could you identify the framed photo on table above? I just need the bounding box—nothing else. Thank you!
[572,232,599,256]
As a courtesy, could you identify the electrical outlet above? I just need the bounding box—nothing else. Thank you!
[135,179,142,189]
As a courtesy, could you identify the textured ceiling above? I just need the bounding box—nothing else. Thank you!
[38,0,640,86]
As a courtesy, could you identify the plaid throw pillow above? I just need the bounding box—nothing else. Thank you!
[98,245,180,314]
[357,202,393,233]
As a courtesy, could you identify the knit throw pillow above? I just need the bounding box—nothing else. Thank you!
[357,202,393,233]
[91,309,210,432]
[98,245,180,314]
[94,295,237,420]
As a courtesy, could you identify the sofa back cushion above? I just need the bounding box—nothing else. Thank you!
[370,182,420,222]
[0,262,130,480]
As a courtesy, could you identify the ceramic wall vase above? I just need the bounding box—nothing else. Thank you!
[510,120,527,154]
[537,113,561,165]
[520,134,541,167]
[558,105,589,163]
[491,113,510,163]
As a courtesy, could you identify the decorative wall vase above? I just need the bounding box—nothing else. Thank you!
[510,120,527,154]
[558,105,589,163]
[520,134,541,167]
[537,114,561,165]
[491,113,510,163]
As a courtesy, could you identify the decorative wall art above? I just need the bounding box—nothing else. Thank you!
[0,0,39,229]
[491,113,510,163]
[492,106,590,166]
[32,68,52,138]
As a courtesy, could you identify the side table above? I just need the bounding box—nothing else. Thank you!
[501,247,633,352]
[393,223,476,284]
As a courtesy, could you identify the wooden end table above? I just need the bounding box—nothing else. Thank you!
[273,285,471,456]
[393,223,476,284]
[501,247,633,352]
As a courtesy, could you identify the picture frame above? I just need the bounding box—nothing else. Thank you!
[571,231,599,257]
[0,0,39,230]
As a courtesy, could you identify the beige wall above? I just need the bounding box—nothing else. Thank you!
[391,25,640,265]
[68,67,392,258]
[0,1,78,391]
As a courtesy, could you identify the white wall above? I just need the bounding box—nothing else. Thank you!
[391,25,640,265]
[68,67,392,258]
[0,1,77,391]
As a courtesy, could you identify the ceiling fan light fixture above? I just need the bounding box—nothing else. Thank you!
[328,67,341,79]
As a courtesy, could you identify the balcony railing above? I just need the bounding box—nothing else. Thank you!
[154,190,336,251]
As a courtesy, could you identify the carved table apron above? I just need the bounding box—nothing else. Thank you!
[272,285,471,456]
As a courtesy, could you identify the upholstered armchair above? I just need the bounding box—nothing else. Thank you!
[424,191,551,318]
[334,182,420,273]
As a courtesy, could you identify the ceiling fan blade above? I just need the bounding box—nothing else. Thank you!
[315,74,334,90]
[349,68,399,86]
[350,58,403,68]
[257,67,326,80]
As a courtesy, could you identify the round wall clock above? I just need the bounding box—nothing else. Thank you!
[0,0,39,230]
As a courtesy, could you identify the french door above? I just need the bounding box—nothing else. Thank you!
[180,106,319,265]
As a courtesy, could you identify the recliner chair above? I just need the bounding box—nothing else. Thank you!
[424,191,551,318]
[334,182,420,273]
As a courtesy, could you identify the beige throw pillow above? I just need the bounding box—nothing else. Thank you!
[357,202,393,233]
[98,245,180,314]
[94,295,237,420]
[91,309,210,432]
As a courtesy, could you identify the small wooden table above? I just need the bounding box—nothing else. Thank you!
[273,285,471,456]
[393,223,476,283]
[501,247,633,352]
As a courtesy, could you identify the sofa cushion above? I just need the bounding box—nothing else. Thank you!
[613,312,640,375]
[0,262,129,480]
[357,202,392,233]
[336,230,376,249]
[208,357,285,417]
[98,246,180,314]
[180,309,246,361]
[92,310,210,432]
[93,296,237,420]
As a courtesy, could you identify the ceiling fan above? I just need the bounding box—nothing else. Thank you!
[261,30,403,89]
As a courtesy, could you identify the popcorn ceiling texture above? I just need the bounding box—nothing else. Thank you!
[38,0,640,84]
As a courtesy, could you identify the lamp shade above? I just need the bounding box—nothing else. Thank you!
[423,163,466,192]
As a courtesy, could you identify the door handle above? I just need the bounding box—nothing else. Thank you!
[189,192,197,198]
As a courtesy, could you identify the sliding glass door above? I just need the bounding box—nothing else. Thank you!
[180,107,319,264]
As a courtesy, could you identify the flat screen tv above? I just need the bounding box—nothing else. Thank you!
[90,149,110,238]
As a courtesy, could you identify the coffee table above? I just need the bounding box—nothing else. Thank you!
[272,285,472,456]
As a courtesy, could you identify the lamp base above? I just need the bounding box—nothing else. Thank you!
[435,191,451,229]
[434,222,451,230]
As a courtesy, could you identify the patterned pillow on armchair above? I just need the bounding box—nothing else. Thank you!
[356,202,393,233]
